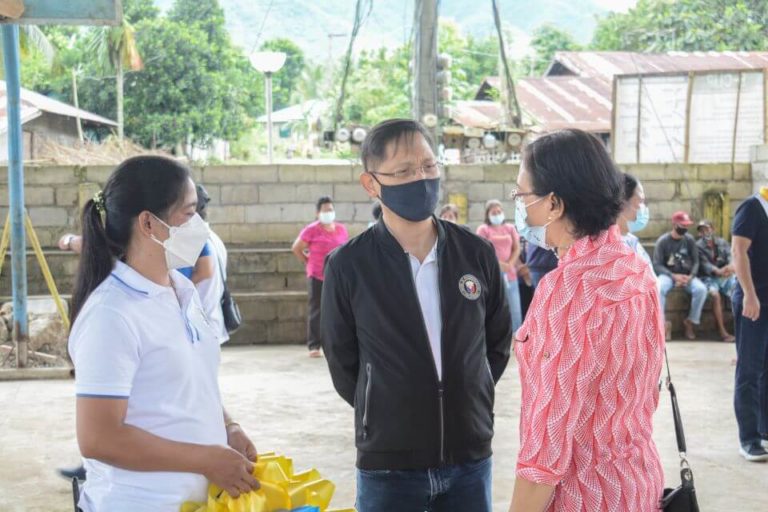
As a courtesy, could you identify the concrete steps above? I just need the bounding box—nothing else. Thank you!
[2,291,309,346]
[0,247,307,295]
[0,242,734,345]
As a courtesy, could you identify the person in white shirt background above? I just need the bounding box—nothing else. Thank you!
[68,156,258,511]
[191,184,230,344]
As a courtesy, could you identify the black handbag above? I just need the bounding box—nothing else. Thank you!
[221,286,242,333]
[659,349,700,512]
[216,249,242,334]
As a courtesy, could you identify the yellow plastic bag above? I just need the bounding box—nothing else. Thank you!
[180,451,352,512]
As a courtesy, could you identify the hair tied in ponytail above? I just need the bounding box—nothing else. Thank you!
[93,190,106,215]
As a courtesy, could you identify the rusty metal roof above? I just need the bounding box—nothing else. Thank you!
[516,76,612,133]
[450,100,506,130]
[547,51,768,82]
[0,80,117,134]
[467,76,612,133]
[464,52,768,134]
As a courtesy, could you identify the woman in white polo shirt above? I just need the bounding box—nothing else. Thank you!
[68,156,259,511]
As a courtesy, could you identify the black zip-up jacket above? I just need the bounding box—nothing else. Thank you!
[321,217,513,471]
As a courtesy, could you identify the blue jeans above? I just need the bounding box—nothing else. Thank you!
[657,274,708,324]
[733,301,768,446]
[356,457,492,512]
[505,276,523,333]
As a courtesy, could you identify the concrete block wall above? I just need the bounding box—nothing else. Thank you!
[0,161,754,344]
[0,161,752,248]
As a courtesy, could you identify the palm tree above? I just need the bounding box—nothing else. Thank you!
[290,64,327,105]
[0,25,56,77]
[87,20,143,140]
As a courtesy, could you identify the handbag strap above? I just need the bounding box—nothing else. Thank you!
[211,241,229,295]
[664,347,689,462]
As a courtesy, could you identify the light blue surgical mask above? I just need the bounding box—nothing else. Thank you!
[318,211,336,225]
[627,203,649,233]
[489,213,505,226]
[514,196,552,249]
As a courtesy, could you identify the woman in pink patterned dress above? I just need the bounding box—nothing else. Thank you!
[509,129,665,512]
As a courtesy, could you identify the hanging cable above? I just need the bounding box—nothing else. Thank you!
[248,0,276,55]
[333,0,374,130]
[491,0,521,128]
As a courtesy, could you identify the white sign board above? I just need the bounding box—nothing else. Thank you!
[614,70,766,164]
[689,71,764,163]
[613,77,639,164]
[614,75,687,163]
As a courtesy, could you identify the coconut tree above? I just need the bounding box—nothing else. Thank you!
[87,20,143,140]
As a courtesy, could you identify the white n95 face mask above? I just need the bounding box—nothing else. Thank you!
[151,213,210,269]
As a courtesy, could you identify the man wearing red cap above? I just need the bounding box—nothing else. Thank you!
[653,211,708,339]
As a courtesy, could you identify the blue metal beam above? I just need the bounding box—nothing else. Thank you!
[2,24,28,367]
[0,0,122,26]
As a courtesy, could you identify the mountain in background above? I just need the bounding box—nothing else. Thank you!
[153,0,607,61]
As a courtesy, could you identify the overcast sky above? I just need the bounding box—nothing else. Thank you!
[593,0,638,12]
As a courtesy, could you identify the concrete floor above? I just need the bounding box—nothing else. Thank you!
[0,342,766,512]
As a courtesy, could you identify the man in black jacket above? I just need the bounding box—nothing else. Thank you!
[321,119,512,512]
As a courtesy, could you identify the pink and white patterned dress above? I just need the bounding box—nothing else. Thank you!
[515,225,665,511]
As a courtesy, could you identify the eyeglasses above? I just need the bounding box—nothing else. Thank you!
[369,162,443,180]
[509,188,538,201]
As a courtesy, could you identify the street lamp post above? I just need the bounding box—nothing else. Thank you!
[250,51,287,164]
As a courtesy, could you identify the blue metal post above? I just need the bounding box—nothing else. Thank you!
[2,25,28,367]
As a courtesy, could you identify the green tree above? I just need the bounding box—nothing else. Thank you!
[260,38,306,110]
[524,24,581,76]
[87,20,143,139]
[291,63,328,105]
[121,18,262,150]
[342,46,411,126]
[124,0,160,24]
[438,20,499,99]
[169,0,229,48]
[591,0,767,52]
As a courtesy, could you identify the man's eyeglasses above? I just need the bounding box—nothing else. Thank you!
[369,162,443,180]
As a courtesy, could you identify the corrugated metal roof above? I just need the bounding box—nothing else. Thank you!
[256,100,328,124]
[516,76,612,132]
[450,100,506,130]
[465,52,768,134]
[548,51,768,82]
[0,80,117,131]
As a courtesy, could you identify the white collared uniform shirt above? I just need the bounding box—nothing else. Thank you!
[409,242,443,381]
[68,261,226,512]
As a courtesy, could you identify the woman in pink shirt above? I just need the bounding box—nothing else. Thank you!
[291,196,349,357]
[477,199,522,331]
[509,129,665,512]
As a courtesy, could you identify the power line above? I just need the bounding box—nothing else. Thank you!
[248,0,276,55]
[333,0,374,128]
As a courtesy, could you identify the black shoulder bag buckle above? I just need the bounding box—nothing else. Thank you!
[660,348,700,512]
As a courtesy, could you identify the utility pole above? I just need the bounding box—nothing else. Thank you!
[412,0,439,143]
[327,32,347,71]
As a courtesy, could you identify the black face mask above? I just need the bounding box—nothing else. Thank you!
[674,226,688,236]
[373,177,440,222]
